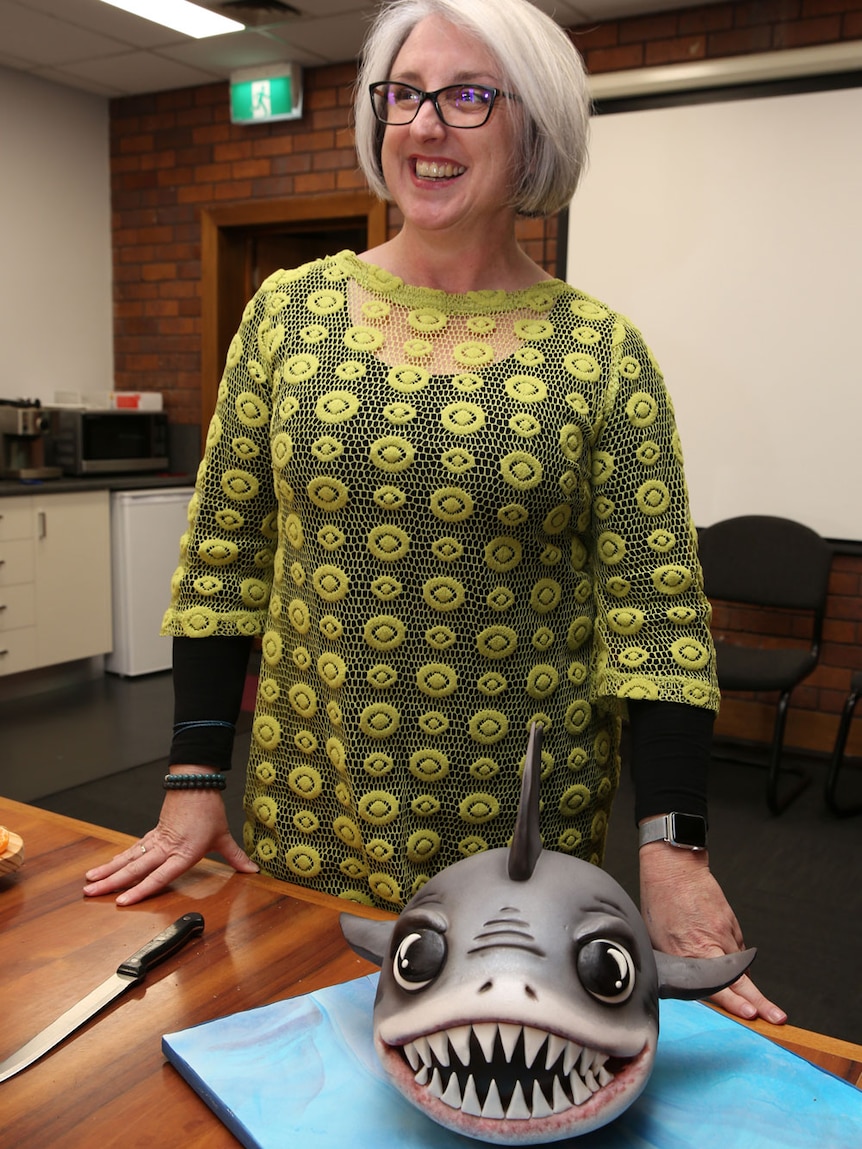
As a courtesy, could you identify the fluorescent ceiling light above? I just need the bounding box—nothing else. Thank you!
[99,0,244,39]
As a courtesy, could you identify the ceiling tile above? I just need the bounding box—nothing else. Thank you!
[27,63,126,96]
[159,28,299,73]
[58,49,223,94]
[3,0,184,48]
[267,10,374,65]
[0,0,131,64]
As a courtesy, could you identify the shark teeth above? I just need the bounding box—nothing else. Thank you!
[400,1023,619,1121]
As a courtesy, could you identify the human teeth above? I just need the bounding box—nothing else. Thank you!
[427,1030,450,1066]
[531,1080,553,1118]
[448,1025,472,1065]
[415,160,465,179]
[461,1075,482,1116]
[498,1022,520,1061]
[482,1080,505,1118]
[506,1081,530,1120]
[473,1022,497,1062]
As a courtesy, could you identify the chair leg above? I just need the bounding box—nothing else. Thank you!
[824,684,862,817]
[766,691,811,815]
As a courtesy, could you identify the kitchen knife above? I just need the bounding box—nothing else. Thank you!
[0,911,204,1084]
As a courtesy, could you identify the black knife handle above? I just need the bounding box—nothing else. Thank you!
[116,912,205,981]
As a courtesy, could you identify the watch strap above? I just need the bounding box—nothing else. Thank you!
[638,812,708,850]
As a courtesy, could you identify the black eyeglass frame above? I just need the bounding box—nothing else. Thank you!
[368,81,514,129]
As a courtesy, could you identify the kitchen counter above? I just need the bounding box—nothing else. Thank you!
[1,797,860,1148]
[0,472,195,498]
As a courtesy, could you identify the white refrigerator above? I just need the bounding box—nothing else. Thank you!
[106,487,194,676]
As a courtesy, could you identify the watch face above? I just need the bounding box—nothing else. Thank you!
[669,812,708,848]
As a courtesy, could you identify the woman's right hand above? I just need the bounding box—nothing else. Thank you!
[82,790,259,906]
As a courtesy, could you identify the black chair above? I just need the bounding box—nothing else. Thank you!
[824,669,862,816]
[696,515,833,815]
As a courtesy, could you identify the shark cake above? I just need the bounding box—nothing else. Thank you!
[340,725,755,1144]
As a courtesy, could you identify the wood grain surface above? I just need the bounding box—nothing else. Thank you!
[0,826,24,874]
[1,796,859,1149]
[0,796,390,1149]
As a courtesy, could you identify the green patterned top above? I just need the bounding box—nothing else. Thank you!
[162,250,719,910]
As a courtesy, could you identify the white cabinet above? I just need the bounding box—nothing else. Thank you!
[0,490,112,675]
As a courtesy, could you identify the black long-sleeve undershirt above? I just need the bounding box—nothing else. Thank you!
[168,637,712,823]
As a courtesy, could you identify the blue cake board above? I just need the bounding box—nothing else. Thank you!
[163,973,862,1149]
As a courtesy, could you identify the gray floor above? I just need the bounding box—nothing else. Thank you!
[3,670,861,1046]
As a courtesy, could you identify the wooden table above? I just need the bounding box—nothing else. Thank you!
[1,797,860,1148]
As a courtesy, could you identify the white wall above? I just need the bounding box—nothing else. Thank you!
[568,83,862,542]
[0,66,112,406]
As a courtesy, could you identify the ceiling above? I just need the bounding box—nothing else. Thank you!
[0,0,724,98]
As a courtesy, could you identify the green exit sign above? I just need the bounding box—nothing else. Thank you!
[230,64,303,124]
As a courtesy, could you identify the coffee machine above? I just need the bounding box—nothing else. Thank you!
[0,399,62,480]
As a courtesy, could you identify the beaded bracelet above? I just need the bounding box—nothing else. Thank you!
[163,773,227,791]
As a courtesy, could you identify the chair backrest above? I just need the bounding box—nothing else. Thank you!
[697,515,833,613]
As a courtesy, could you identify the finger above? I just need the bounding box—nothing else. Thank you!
[83,835,169,893]
[83,855,161,898]
[114,855,191,906]
[85,839,154,883]
[709,982,758,1020]
[710,975,787,1025]
[215,833,260,874]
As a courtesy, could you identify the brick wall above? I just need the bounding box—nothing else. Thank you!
[109,0,862,756]
[570,0,862,71]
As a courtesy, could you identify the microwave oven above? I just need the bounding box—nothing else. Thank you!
[46,409,170,475]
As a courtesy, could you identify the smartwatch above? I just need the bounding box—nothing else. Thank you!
[638,812,708,851]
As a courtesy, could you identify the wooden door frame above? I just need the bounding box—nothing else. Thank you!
[200,192,388,446]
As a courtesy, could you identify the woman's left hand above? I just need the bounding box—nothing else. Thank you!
[639,842,788,1025]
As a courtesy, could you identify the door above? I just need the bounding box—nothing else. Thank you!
[201,194,388,449]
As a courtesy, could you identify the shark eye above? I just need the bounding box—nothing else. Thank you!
[392,929,447,992]
[577,938,636,1004]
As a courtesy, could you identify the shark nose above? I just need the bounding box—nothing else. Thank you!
[478,979,540,1001]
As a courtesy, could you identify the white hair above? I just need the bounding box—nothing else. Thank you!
[354,0,591,218]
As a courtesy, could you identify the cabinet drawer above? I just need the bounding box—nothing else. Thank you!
[0,539,35,586]
[0,625,38,676]
[0,582,36,631]
[0,583,35,629]
[0,501,33,542]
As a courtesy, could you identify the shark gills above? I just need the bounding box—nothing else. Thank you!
[399,1023,617,1120]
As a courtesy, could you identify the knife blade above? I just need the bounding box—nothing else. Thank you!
[0,911,204,1084]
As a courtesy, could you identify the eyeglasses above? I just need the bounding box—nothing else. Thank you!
[368,81,513,129]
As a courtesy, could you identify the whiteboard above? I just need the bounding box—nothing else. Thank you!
[566,83,862,541]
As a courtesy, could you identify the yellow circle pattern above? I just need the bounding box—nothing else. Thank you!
[164,253,719,910]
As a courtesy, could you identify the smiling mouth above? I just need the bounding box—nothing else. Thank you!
[394,1022,632,1120]
[414,159,466,180]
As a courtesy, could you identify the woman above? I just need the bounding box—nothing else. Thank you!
[85,0,785,1025]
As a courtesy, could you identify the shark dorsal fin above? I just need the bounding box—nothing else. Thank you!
[508,722,543,881]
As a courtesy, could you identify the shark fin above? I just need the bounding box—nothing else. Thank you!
[508,722,543,882]
[655,947,757,1000]
[339,913,395,968]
